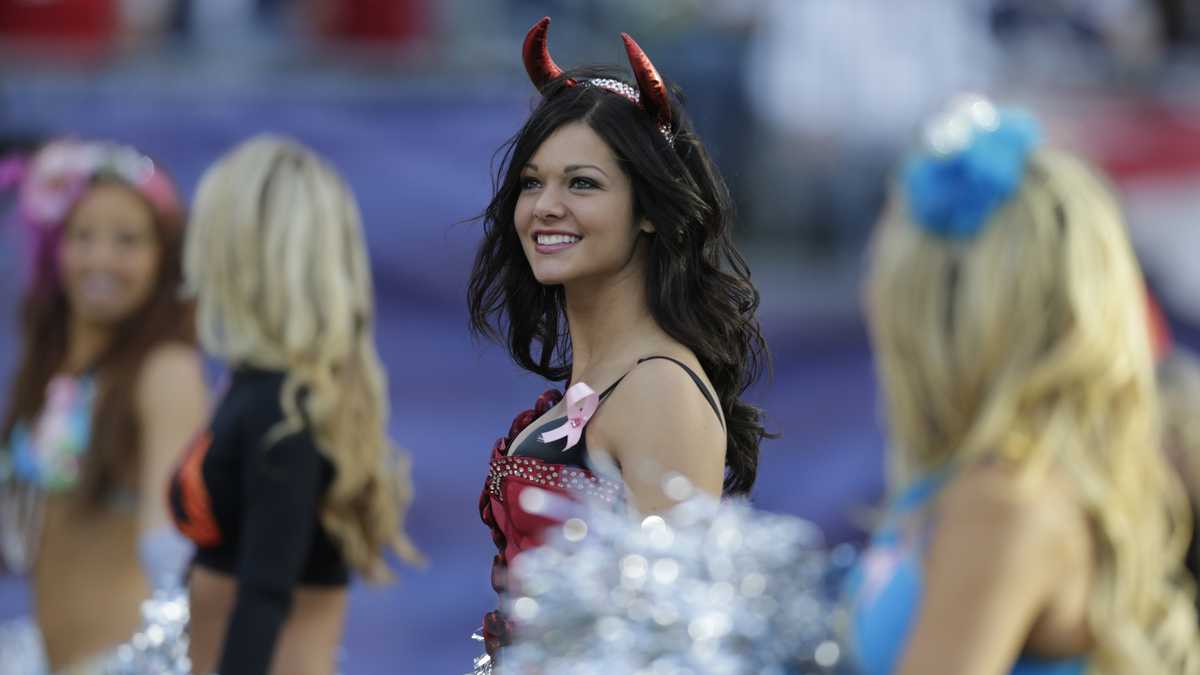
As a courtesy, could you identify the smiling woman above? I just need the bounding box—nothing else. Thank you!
[59,184,162,325]
[515,123,651,286]
[0,139,209,673]
[466,17,769,669]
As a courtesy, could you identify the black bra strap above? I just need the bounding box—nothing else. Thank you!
[638,356,723,428]
[593,355,724,429]
[597,377,625,400]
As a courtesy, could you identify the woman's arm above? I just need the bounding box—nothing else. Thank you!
[136,343,209,530]
[590,358,726,513]
[895,465,1071,675]
[136,344,209,587]
[218,421,325,675]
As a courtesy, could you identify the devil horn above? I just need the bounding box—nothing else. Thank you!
[621,33,672,131]
[523,17,565,92]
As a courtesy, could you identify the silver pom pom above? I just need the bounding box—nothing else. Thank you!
[469,631,495,675]
[101,589,192,675]
[0,591,191,675]
[497,490,844,675]
[0,615,49,675]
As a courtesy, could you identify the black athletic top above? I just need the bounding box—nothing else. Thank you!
[168,367,348,675]
[510,355,724,469]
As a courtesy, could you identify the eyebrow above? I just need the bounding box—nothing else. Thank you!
[524,162,610,178]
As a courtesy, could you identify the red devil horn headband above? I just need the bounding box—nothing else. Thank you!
[620,32,672,131]
[522,17,674,143]
[522,16,565,90]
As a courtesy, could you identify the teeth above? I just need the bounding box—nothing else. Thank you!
[537,234,580,246]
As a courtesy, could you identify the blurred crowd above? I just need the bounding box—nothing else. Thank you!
[2,0,1199,259]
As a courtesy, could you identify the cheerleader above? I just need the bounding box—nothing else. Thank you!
[171,136,420,675]
[468,17,769,664]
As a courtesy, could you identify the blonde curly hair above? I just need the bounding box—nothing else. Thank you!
[868,149,1199,673]
[184,135,421,580]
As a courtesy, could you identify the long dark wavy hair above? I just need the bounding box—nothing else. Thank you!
[1,172,195,505]
[468,66,769,494]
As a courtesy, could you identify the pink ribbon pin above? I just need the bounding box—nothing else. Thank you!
[538,382,599,451]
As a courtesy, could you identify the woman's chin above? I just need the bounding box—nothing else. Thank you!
[70,305,135,328]
[530,267,573,287]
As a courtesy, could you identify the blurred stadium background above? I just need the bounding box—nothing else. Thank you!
[0,1,1198,672]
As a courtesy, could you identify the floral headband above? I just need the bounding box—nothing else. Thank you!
[3,138,180,238]
[0,139,180,289]
[903,95,1043,239]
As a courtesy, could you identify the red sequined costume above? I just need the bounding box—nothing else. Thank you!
[477,388,622,657]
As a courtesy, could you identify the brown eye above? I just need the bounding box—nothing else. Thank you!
[67,226,94,244]
[115,231,144,249]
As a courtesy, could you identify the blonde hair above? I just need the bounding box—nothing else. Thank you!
[1160,355,1200,447]
[185,135,421,580]
[1160,351,1200,550]
[868,149,1199,673]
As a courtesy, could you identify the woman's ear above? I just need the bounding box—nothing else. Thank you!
[639,217,656,235]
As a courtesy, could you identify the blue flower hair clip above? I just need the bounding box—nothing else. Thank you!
[903,95,1043,240]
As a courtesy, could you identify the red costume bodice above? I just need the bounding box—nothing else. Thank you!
[477,388,622,657]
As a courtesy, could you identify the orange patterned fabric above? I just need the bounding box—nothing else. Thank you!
[169,431,221,547]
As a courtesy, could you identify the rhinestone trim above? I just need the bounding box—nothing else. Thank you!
[487,456,622,504]
[580,78,675,146]
[585,78,640,104]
